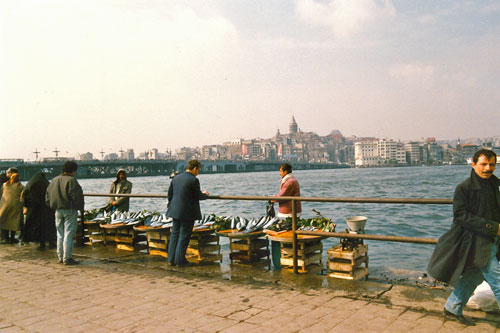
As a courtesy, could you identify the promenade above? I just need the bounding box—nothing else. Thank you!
[0,243,498,332]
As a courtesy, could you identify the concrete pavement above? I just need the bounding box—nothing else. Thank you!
[0,243,499,332]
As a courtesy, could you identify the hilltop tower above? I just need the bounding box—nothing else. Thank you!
[289,116,298,134]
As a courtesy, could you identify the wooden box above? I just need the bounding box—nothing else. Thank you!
[327,244,369,280]
[186,229,222,263]
[280,239,323,273]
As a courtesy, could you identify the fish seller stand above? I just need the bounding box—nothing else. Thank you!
[186,228,222,263]
[216,230,270,267]
[133,226,170,258]
[100,223,147,252]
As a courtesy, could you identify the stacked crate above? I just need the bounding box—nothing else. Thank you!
[101,224,147,252]
[327,244,369,280]
[186,229,222,263]
[280,238,323,273]
[228,233,269,267]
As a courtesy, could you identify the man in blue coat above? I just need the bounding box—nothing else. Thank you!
[428,149,500,326]
[166,160,209,266]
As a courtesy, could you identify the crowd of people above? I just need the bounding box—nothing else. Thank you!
[1,150,499,326]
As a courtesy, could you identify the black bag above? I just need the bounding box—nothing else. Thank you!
[266,201,275,218]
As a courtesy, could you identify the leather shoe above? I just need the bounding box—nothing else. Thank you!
[443,308,475,326]
[63,258,80,266]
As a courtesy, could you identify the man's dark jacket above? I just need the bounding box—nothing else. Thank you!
[427,170,500,286]
[166,172,207,221]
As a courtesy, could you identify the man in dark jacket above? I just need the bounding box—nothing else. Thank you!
[166,160,209,266]
[428,149,500,325]
[46,161,84,266]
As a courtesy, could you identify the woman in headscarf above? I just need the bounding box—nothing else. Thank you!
[21,172,56,249]
[0,168,24,244]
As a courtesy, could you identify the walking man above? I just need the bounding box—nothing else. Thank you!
[46,161,84,265]
[166,160,209,266]
[428,149,500,326]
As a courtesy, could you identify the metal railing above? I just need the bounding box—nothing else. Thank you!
[83,193,450,273]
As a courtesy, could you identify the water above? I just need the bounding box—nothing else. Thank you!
[79,165,474,278]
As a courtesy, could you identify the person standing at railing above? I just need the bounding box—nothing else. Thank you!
[46,161,84,266]
[0,168,24,244]
[428,149,500,326]
[166,159,209,267]
[104,169,132,212]
[270,163,302,269]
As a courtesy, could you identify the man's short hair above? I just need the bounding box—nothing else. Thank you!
[62,161,78,174]
[7,167,18,174]
[473,149,497,163]
[187,159,202,171]
[280,163,292,173]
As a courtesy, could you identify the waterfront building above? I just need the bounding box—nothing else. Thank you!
[126,149,135,160]
[377,139,406,165]
[404,142,421,165]
[289,116,298,134]
[79,152,94,161]
[355,141,381,167]
[104,153,118,161]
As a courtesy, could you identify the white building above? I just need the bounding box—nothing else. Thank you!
[378,139,406,165]
[355,141,381,167]
[405,142,421,164]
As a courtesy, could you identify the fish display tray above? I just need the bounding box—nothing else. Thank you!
[100,223,147,252]
[218,229,270,266]
[327,244,369,280]
[134,226,170,258]
[186,228,222,263]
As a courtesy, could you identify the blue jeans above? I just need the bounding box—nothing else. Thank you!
[445,243,500,315]
[55,209,77,263]
[168,219,195,265]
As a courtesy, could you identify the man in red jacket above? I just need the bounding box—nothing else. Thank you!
[276,163,302,217]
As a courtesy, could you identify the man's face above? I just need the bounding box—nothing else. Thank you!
[472,155,496,179]
[118,172,126,181]
[279,167,287,178]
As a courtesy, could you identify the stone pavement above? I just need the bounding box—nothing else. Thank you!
[0,243,499,332]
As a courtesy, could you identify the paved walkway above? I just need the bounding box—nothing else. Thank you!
[0,244,498,332]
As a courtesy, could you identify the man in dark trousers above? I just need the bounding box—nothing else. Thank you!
[166,160,209,266]
[428,149,500,326]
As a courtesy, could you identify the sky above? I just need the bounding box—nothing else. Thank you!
[1,0,500,160]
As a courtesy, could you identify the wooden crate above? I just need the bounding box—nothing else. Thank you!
[84,221,105,245]
[280,239,323,273]
[229,237,269,265]
[327,244,369,280]
[101,224,148,252]
[135,227,170,258]
[186,229,222,263]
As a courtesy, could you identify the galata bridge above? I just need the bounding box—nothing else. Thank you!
[0,159,349,181]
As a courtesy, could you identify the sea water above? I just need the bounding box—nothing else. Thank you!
[78,164,474,279]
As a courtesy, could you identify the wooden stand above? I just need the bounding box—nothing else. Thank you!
[134,226,170,258]
[186,228,222,263]
[217,230,270,267]
[84,221,105,245]
[327,244,369,280]
[100,223,147,252]
[267,231,324,273]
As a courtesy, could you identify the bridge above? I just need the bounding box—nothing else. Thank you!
[0,160,349,180]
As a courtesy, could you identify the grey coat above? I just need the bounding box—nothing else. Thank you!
[427,170,500,286]
[45,174,84,211]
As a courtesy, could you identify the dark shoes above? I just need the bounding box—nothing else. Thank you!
[63,258,80,266]
[443,308,475,326]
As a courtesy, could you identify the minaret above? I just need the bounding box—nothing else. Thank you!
[289,116,298,134]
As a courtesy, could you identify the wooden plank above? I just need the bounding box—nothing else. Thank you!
[329,267,369,280]
[327,244,368,260]
[281,242,322,256]
[114,236,133,244]
[116,244,135,251]
[148,240,167,250]
[328,255,368,271]
[186,244,220,256]
[281,263,323,274]
[230,249,270,262]
[149,249,168,258]
[280,252,322,267]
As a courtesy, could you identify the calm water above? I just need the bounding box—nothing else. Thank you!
[78,165,476,278]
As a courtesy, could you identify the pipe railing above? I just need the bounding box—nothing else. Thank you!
[83,193,449,273]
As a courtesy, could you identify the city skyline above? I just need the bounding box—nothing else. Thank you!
[2,1,500,160]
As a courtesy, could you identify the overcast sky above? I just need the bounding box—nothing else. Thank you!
[1,0,500,160]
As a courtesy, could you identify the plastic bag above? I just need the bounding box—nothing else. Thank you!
[266,201,275,218]
[466,281,499,313]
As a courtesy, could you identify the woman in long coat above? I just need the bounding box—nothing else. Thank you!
[0,171,24,243]
[21,172,56,248]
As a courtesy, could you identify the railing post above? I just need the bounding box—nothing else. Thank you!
[292,199,298,274]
